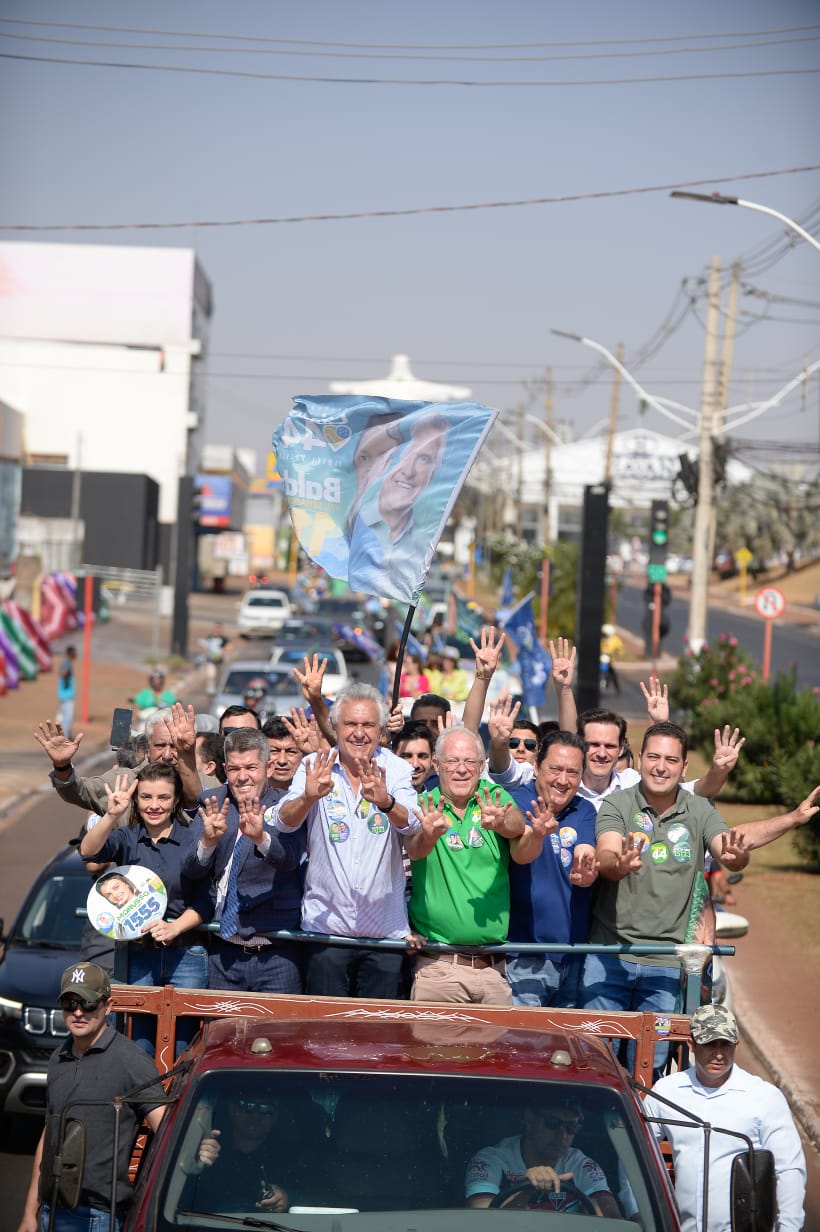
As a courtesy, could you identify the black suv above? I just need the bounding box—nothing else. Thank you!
[0,845,91,1115]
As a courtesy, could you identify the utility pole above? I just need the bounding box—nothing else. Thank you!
[707,261,740,570]
[542,367,553,543]
[603,342,624,482]
[688,257,722,653]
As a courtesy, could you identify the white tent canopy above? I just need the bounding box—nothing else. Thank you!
[329,353,471,402]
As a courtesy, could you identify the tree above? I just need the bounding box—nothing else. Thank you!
[715,469,820,574]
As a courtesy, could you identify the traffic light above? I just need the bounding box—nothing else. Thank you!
[647,500,669,583]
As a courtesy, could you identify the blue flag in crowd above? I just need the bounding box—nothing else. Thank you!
[272,394,497,604]
[501,593,552,711]
[500,567,515,608]
[333,623,382,662]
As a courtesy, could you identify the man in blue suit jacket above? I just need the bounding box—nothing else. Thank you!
[183,727,306,992]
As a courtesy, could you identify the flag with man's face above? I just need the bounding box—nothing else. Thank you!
[273,395,497,604]
[501,594,552,710]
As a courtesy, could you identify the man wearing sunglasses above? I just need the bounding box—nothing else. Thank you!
[508,721,540,768]
[18,963,165,1232]
[465,1099,620,1215]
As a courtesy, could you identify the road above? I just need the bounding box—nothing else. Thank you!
[615,581,819,693]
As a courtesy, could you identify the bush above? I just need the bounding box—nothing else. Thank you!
[668,637,820,865]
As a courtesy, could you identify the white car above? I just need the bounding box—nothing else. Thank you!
[237,589,292,638]
[268,643,349,699]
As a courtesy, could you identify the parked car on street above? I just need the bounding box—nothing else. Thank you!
[211,661,306,720]
[268,643,349,699]
[0,846,90,1116]
[236,588,292,638]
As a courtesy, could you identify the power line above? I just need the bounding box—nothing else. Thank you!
[1,17,817,49]
[2,49,818,86]
[1,165,817,233]
[3,29,818,62]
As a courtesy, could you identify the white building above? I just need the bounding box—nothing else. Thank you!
[0,241,211,525]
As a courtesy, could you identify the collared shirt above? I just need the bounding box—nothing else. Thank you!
[273,747,418,938]
[644,1064,806,1231]
[508,792,597,947]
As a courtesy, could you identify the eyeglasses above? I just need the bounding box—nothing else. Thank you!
[61,997,100,1015]
[509,738,537,751]
[543,765,582,780]
[441,758,482,770]
[539,1113,582,1134]
[238,1099,277,1115]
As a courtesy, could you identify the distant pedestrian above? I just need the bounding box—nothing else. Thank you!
[57,646,77,737]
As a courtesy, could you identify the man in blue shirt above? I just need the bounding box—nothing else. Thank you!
[508,732,598,1008]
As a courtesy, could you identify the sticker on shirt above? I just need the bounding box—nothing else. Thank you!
[467,826,485,848]
[672,842,692,863]
[328,819,350,843]
[559,826,578,848]
[560,847,573,869]
[446,830,465,851]
[87,865,167,940]
[263,805,277,825]
[666,823,690,844]
[629,831,650,854]
[367,811,389,835]
[633,811,654,834]
[654,1014,672,1037]
[650,842,669,864]
[326,798,349,822]
[550,834,562,855]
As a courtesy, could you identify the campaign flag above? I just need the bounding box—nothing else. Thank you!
[273,395,497,604]
[501,593,552,711]
[500,567,515,609]
[453,593,485,645]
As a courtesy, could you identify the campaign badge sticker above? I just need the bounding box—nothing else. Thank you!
[672,842,692,863]
[550,834,562,855]
[559,826,578,848]
[633,812,654,834]
[667,823,690,845]
[629,831,650,854]
[650,842,669,864]
[326,798,349,822]
[328,819,350,843]
[654,1015,672,1037]
[446,831,465,851]
[367,811,388,835]
[88,865,167,940]
[467,827,485,848]
[560,847,573,869]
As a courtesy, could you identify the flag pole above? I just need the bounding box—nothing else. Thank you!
[390,604,417,713]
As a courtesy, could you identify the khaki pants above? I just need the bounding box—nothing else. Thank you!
[411,953,512,1006]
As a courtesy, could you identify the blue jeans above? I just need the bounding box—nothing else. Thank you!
[209,938,302,994]
[40,1205,122,1232]
[508,953,584,1008]
[128,942,208,1056]
[580,953,682,1075]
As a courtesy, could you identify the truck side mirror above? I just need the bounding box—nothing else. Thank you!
[731,1148,775,1232]
[54,1120,87,1209]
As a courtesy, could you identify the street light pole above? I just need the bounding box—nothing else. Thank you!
[670,191,820,254]
[688,256,722,654]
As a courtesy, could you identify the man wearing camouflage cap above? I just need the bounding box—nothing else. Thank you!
[17,963,166,1232]
[643,1005,806,1231]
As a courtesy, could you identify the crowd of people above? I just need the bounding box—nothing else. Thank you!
[25,623,817,1230]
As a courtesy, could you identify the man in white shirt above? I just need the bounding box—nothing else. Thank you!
[275,682,420,998]
[643,1005,806,1232]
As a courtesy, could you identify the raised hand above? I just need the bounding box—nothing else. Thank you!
[292,654,327,704]
[357,757,392,809]
[414,793,449,844]
[525,795,559,840]
[103,773,138,823]
[640,676,669,723]
[792,784,820,828]
[548,638,576,691]
[34,720,84,766]
[720,828,750,871]
[712,726,746,773]
[164,702,196,755]
[237,795,265,843]
[615,835,645,876]
[487,693,521,744]
[198,794,230,847]
[282,707,321,755]
[570,847,599,886]
[477,786,523,837]
[304,748,336,801]
[469,625,507,681]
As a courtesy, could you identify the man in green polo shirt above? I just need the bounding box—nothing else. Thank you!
[409,725,547,1005]
[581,720,819,1072]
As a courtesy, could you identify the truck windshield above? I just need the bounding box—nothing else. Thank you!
[156,1070,667,1229]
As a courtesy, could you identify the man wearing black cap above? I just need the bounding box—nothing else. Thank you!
[644,1005,806,1231]
[17,963,165,1232]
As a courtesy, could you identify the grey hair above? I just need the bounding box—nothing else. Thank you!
[329,682,388,731]
[224,727,270,762]
[145,708,173,741]
[434,725,486,763]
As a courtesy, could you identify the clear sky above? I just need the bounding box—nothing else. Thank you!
[2,0,818,468]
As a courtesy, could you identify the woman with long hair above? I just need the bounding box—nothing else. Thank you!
[80,762,211,1053]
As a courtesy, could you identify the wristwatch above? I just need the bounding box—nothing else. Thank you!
[383,794,396,813]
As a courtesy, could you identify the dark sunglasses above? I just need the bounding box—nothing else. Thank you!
[509,737,537,751]
[539,1113,582,1133]
[238,1099,277,1115]
[61,997,100,1014]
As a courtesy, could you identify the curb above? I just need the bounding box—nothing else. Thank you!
[734,1006,820,1150]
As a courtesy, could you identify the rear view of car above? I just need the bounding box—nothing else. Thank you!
[237,590,292,638]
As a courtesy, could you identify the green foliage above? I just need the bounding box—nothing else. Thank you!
[484,537,579,637]
[668,637,820,865]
